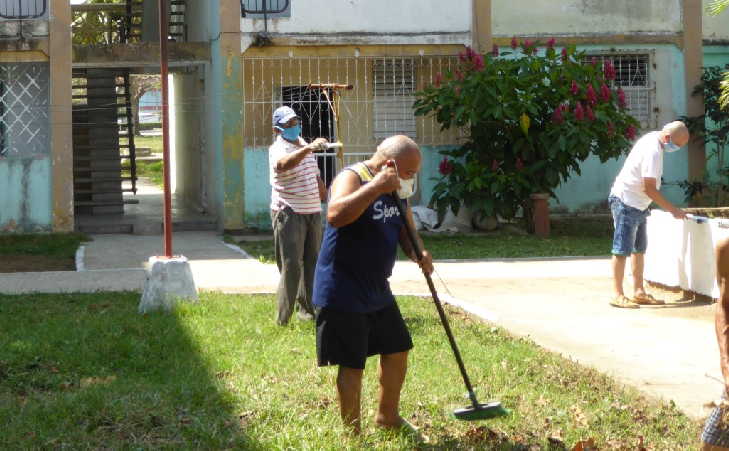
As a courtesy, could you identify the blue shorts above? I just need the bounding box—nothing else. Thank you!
[609,196,649,256]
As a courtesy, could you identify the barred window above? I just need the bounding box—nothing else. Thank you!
[373,58,417,141]
[0,0,47,20]
[241,0,291,18]
[585,53,653,128]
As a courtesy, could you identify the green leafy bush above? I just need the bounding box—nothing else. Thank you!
[414,40,639,223]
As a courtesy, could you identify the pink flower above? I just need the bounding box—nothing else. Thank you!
[586,85,597,106]
[600,83,611,102]
[515,158,524,171]
[547,38,556,49]
[492,44,500,57]
[523,39,534,54]
[617,88,627,109]
[604,61,616,81]
[586,105,595,121]
[591,57,598,66]
[455,69,464,81]
[571,80,580,96]
[552,107,564,124]
[511,37,519,49]
[574,102,585,121]
[434,72,443,88]
[439,157,454,176]
[561,47,569,62]
[472,53,485,71]
[625,125,636,140]
[491,159,500,171]
[607,122,615,136]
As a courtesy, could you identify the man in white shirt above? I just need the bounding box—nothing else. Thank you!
[269,106,328,325]
[608,121,689,308]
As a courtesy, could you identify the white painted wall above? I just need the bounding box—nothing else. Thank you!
[704,0,729,41]
[241,0,471,42]
[493,0,682,36]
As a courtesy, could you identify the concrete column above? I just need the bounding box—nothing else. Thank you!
[50,0,74,232]
[220,0,244,230]
[471,0,492,54]
[684,0,705,182]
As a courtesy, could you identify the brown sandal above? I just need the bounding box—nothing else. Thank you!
[610,295,640,309]
[632,293,665,305]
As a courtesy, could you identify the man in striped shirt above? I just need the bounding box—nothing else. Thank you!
[269,106,328,325]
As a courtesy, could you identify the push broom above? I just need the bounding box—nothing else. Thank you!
[390,190,508,421]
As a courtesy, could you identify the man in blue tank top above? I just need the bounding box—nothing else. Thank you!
[313,135,433,434]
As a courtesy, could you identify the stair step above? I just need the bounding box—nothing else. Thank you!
[74,176,135,183]
[75,156,131,162]
[75,199,140,207]
[75,188,136,194]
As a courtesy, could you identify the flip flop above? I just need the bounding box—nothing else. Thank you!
[632,293,665,305]
[610,294,640,309]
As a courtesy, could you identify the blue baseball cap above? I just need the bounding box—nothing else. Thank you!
[272,106,298,127]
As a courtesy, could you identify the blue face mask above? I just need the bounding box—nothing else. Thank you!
[664,139,681,153]
[278,124,302,142]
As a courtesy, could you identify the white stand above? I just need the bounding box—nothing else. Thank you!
[139,256,198,313]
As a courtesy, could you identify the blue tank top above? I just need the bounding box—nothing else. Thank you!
[313,162,406,313]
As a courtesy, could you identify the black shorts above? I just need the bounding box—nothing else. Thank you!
[316,302,413,370]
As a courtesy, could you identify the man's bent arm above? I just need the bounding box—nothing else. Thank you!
[276,145,314,172]
[717,239,729,393]
[644,177,685,218]
[327,171,383,228]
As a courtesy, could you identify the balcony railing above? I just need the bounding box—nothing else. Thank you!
[0,0,47,20]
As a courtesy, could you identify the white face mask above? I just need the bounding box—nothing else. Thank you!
[392,161,418,199]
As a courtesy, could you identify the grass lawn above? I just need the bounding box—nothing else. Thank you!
[134,135,163,154]
[0,293,698,449]
[230,217,612,263]
[0,233,88,272]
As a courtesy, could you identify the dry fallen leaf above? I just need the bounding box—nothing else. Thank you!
[572,438,596,451]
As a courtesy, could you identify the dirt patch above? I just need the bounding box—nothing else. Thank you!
[0,255,75,273]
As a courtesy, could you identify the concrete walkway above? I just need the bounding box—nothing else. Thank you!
[0,231,719,420]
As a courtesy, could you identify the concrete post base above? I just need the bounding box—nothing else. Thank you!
[139,256,198,313]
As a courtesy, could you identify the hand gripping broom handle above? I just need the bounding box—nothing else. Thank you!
[390,193,480,408]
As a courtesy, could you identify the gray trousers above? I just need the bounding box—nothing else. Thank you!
[271,207,322,325]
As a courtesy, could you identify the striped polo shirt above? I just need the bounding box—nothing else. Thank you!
[269,135,322,214]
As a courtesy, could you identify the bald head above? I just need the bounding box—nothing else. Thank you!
[377,135,420,160]
[374,135,421,179]
[663,121,689,147]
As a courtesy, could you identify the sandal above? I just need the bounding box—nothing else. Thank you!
[632,293,665,305]
[610,295,640,309]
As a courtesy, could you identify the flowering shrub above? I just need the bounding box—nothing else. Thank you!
[415,40,639,223]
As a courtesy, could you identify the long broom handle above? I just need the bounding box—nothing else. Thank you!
[391,194,480,407]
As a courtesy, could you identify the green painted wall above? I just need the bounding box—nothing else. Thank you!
[703,46,729,185]
[0,158,52,232]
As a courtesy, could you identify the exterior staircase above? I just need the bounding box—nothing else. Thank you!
[72,69,138,216]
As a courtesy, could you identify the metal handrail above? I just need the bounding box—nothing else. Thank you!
[241,0,290,16]
[0,0,47,20]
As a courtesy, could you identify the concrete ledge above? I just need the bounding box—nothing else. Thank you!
[0,269,146,295]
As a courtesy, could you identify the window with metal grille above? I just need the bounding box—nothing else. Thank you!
[241,0,290,18]
[585,53,653,128]
[373,59,417,141]
[0,0,47,20]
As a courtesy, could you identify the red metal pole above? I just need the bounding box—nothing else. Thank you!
[159,0,173,258]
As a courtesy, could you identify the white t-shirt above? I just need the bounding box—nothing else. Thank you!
[610,131,664,211]
[269,136,322,214]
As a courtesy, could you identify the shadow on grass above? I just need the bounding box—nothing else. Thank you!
[0,292,263,449]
